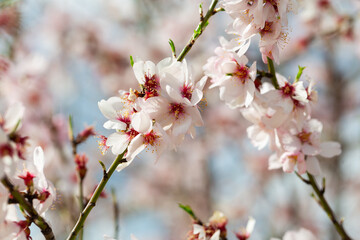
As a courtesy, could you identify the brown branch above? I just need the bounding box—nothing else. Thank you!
[1,176,55,240]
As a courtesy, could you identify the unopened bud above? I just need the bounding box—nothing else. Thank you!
[76,126,96,144]
[19,171,35,188]
[75,154,88,180]
[38,189,51,203]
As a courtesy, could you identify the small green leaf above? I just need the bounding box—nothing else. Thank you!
[168,39,176,57]
[178,203,197,220]
[295,65,306,83]
[68,115,74,140]
[130,55,134,67]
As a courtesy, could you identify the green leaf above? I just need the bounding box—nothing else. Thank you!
[68,115,74,141]
[130,55,134,67]
[168,39,176,57]
[178,203,197,220]
[295,65,306,83]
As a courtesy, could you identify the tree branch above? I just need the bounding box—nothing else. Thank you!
[66,152,127,240]
[1,176,55,240]
[305,173,352,240]
[177,0,220,62]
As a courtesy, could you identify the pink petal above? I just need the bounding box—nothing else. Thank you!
[320,141,341,158]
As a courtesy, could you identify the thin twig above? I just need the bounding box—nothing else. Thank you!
[66,152,127,240]
[177,0,220,62]
[1,176,55,240]
[305,173,352,240]
[111,188,120,239]
[294,171,311,184]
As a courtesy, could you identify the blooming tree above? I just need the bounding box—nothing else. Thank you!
[0,0,359,239]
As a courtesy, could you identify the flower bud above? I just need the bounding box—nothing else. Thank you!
[76,126,96,144]
[19,171,35,188]
[75,154,88,180]
[38,189,51,203]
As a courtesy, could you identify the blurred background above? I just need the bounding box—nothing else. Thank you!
[0,0,360,239]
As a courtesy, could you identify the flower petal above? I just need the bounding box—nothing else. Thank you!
[306,156,322,176]
[320,141,341,158]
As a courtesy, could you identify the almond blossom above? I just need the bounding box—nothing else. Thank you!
[204,38,256,109]
[14,147,56,215]
[222,0,293,63]
[99,56,206,169]
[268,118,341,174]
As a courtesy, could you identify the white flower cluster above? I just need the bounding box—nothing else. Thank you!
[98,57,206,170]
[221,0,294,63]
[204,41,341,175]
[0,103,55,239]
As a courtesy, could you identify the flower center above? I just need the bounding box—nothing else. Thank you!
[169,103,185,119]
[234,65,249,83]
[144,74,160,92]
[143,130,160,146]
[117,115,131,128]
[281,82,295,97]
[298,131,312,143]
[260,21,273,36]
[126,128,139,140]
[181,84,193,101]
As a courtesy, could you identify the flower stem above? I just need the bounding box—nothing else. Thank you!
[267,57,279,89]
[1,176,55,240]
[78,177,84,240]
[66,152,127,240]
[297,173,352,240]
[111,188,120,239]
[177,0,220,62]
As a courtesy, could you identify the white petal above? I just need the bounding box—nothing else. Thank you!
[221,61,237,74]
[187,106,203,126]
[237,39,251,57]
[210,230,220,240]
[107,133,129,155]
[190,88,203,106]
[268,153,282,170]
[144,61,156,77]
[193,224,206,239]
[306,156,322,176]
[133,60,145,84]
[98,97,123,120]
[320,141,341,158]
[195,76,207,91]
[172,116,192,136]
[244,80,255,107]
[246,217,256,234]
[103,120,126,130]
[247,125,269,150]
[302,143,320,156]
[126,135,146,161]
[33,146,45,174]
[131,112,152,133]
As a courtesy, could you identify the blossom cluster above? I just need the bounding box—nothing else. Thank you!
[221,0,294,63]
[0,104,55,239]
[203,1,341,176]
[98,57,206,170]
